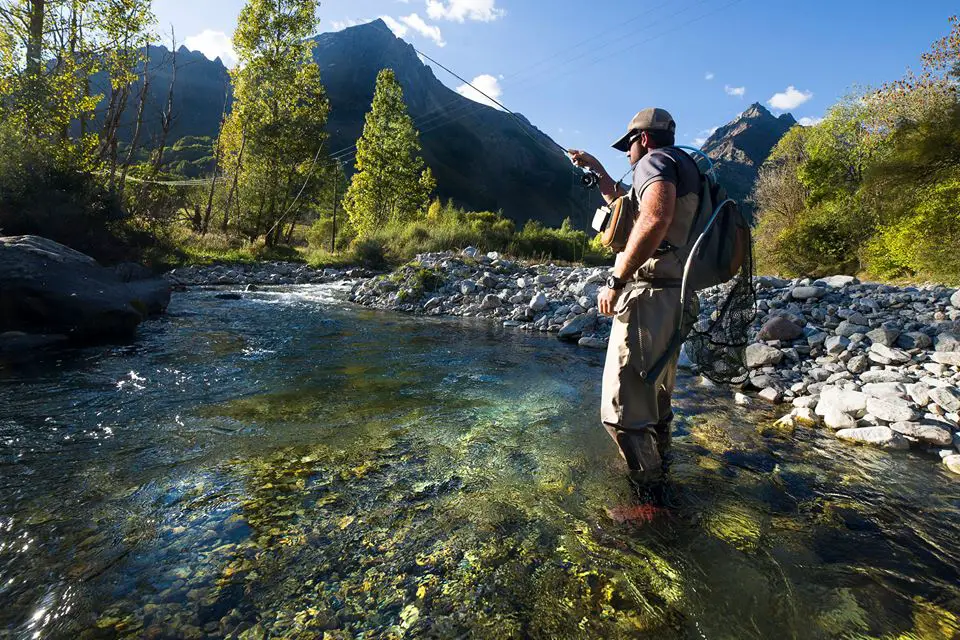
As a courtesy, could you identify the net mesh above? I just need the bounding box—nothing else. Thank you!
[682,236,757,384]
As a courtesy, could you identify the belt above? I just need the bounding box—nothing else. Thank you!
[633,277,683,289]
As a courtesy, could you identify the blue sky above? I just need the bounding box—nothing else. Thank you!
[155,0,957,172]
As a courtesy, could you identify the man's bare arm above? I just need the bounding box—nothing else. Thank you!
[614,181,676,280]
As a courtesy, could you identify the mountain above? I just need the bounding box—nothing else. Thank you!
[89,45,232,148]
[99,21,591,228]
[700,103,797,210]
[312,20,588,227]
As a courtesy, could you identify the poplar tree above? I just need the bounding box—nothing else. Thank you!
[344,68,434,238]
[222,0,329,246]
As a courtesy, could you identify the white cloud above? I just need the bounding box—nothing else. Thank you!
[692,126,719,147]
[768,86,813,111]
[724,85,745,98]
[799,116,823,127]
[455,73,503,109]
[399,13,445,46]
[426,0,504,22]
[330,18,369,31]
[184,30,237,68]
[705,72,714,81]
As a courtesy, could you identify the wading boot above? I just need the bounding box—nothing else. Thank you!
[616,430,663,485]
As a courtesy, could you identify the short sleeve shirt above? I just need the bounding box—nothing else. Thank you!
[631,147,701,250]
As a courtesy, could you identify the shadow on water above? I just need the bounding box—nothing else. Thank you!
[0,285,959,639]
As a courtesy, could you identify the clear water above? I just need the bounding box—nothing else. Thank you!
[1,285,958,639]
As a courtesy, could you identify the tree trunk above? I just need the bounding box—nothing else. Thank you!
[222,129,246,233]
[26,0,45,78]
[202,88,230,235]
[119,46,151,199]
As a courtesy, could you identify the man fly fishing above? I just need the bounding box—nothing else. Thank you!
[568,108,703,486]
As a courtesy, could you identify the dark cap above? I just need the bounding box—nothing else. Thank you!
[611,107,677,151]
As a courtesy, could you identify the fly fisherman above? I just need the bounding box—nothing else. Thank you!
[569,108,701,485]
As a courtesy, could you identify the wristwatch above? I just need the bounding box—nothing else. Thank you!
[606,275,628,291]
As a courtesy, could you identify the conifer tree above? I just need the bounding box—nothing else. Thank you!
[344,69,434,238]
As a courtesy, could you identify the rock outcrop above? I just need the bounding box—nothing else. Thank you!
[0,236,170,344]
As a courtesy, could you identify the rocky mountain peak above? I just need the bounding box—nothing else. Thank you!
[700,103,799,211]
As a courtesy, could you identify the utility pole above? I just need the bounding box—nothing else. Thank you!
[331,162,340,253]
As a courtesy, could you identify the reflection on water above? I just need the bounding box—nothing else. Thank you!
[1,285,959,639]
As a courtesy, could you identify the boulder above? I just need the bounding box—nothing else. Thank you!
[951,289,960,309]
[558,310,597,342]
[758,387,783,404]
[867,327,900,347]
[818,275,858,289]
[896,332,932,350]
[578,336,606,350]
[745,343,783,368]
[943,455,960,475]
[480,294,502,310]
[791,286,826,300]
[836,321,870,337]
[889,422,953,446]
[836,427,909,450]
[823,408,857,430]
[935,333,960,352]
[529,293,548,312]
[866,397,919,423]
[0,235,170,342]
[816,387,868,416]
[757,317,804,342]
[929,386,960,413]
[868,343,911,365]
[860,382,906,398]
[825,335,850,355]
[930,352,960,366]
[460,280,478,295]
[860,369,906,384]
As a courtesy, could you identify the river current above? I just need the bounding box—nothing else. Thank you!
[1,285,958,639]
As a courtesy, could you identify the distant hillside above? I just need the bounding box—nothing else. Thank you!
[701,103,797,210]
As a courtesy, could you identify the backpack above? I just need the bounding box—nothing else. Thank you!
[646,146,757,385]
[680,163,753,292]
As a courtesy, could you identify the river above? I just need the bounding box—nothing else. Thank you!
[1,285,958,639]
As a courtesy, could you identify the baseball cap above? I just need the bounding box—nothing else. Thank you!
[611,108,677,151]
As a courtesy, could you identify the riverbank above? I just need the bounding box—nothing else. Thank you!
[166,250,960,475]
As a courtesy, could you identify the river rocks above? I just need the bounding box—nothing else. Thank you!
[480,294,501,310]
[818,275,859,289]
[836,427,909,450]
[867,327,900,347]
[951,290,960,309]
[817,387,868,415]
[825,336,850,355]
[758,317,804,341]
[746,344,784,368]
[929,386,960,413]
[758,387,783,404]
[944,455,960,475]
[866,397,920,423]
[791,286,826,300]
[578,336,606,350]
[935,333,960,352]
[529,293,548,312]
[558,310,597,342]
[836,321,870,338]
[869,343,911,365]
[860,369,906,384]
[1,235,170,343]
[896,332,932,350]
[931,352,960,366]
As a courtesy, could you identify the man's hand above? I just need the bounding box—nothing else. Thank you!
[567,149,606,176]
[598,286,621,317]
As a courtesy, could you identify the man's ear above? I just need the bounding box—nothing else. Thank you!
[640,131,650,148]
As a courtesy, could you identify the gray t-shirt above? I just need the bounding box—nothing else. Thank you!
[631,147,701,249]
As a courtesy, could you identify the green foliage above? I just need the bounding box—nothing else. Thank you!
[222,0,329,246]
[344,69,434,238]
